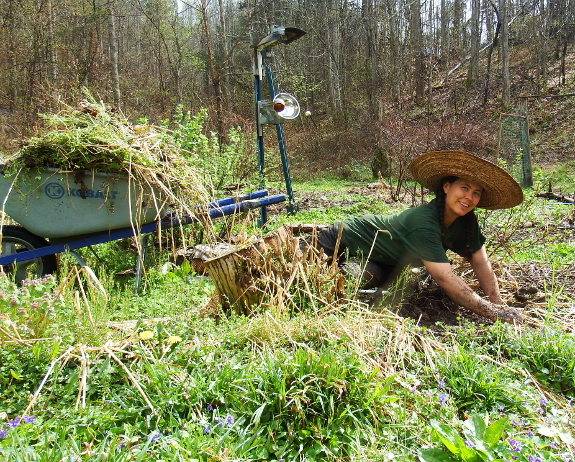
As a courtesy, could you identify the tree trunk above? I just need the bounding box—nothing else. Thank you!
[217,0,231,113]
[200,0,225,144]
[410,0,424,105]
[500,0,510,107]
[109,4,122,109]
[467,0,481,83]
[363,0,378,118]
[439,0,449,70]
[203,225,299,315]
[483,0,501,105]
[453,0,464,54]
[536,0,548,93]
[48,0,58,88]
[327,0,342,112]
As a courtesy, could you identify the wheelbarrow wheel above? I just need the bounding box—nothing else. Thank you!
[1,225,58,282]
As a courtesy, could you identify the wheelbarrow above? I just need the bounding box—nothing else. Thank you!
[0,166,286,283]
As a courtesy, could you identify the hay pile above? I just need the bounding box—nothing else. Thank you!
[3,94,213,223]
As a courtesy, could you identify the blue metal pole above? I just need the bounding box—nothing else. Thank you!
[0,194,287,266]
[254,53,267,227]
[264,63,298,214]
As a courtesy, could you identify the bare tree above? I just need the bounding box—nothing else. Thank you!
[500,0,510,106]
[467,0,481,83]
[109,3,121,108]
[483,0,501,105]
[410,0,424,105]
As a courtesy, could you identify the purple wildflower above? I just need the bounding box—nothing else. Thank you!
[21,415,35,424]
[437,394,448,406]
[6,418,21,428]
[203,427,211,434]
[497,403,505,412]
[527,456,542,462]
[540,397,548,407]
[225,414,234,425]
[437,378,445,389]
[508,439,523,452]
[206,404,213,411]
[0,429,9,439]
[148,432,161,443]
[464,440,475,448]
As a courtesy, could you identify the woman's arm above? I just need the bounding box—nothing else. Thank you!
[422,259,523,323]
[469,246,502,304]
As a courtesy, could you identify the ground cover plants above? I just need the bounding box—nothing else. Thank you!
[1,170,574,461]
[1,105,575,461]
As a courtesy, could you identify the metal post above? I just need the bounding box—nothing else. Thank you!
[252,26,306,225]
[253,50,267,226]
[265,63,298,214]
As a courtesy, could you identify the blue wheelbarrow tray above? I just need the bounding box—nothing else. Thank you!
[0,166,166,239]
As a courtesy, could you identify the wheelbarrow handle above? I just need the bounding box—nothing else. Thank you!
[0,193,287,266]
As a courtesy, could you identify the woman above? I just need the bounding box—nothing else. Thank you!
[314,150,524,324]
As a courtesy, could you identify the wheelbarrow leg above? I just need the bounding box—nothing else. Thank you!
[64,247,87,267]
[134,234,150,293]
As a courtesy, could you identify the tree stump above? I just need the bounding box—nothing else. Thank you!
[203,225,300,316]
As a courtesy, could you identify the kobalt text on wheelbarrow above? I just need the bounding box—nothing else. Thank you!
[0,166,285,284]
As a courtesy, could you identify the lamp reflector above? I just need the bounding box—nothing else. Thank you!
[273,93,300,119]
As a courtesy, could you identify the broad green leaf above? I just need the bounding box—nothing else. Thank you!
[430,420,465,455]
[558,429,575,444]
[251,403,266,430]
[463,414,487,439]
[466,435,497,461]
[9,369,22,380]
[456,438,483,462]
[483,417,509,447]
[419,448,459,462]
[537,425,557,437]
[538,425,575,444]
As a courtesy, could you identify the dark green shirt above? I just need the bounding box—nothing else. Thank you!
[334,199,485,267]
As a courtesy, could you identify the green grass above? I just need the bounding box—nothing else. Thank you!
[1,174,575,461]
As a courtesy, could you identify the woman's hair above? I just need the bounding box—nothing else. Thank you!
[434,176,477,260]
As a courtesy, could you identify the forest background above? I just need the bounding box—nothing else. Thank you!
[1,0,574,180]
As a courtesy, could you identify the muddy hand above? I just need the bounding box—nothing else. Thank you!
[493,306,524,324]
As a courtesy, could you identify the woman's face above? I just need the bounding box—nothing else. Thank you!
[442,178,483,224]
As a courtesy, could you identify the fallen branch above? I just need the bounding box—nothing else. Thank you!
[536,191,575,204]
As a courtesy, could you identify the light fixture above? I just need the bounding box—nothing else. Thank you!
[258,92,300,125]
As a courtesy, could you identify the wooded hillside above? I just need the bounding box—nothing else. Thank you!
[1,0,574,177]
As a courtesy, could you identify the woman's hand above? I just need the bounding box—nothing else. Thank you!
[491,303,525,324]
[423,260,524,324]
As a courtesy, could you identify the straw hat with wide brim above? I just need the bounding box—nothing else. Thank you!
[409,150,524,210]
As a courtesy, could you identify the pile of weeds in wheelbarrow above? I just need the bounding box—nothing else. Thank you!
[1,90,238,238]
